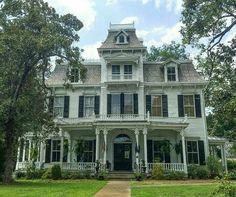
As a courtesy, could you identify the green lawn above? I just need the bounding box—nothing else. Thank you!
[131,180,222,197]
[0,179,106,197]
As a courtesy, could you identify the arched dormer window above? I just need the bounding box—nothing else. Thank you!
[119,35,125,43]
[115,30,129,44]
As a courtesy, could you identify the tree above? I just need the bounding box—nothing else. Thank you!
[181,0,236,140]
[147,41,189,61]
[0,0,83,183]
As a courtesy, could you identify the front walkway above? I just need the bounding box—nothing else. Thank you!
[94,181,131,197]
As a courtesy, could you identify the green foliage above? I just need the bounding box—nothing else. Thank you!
[188,165,210,179]
[206,156,222,178]
[51,165,61,180]
[151,163,164,179]
[42,168,52,179]
[228,171,236,180]
[25,162,45,179]
[227,160,236,172]
[213,176,236,197]
[0,140,4,181]
[15,171,26,179]
[164,171,186,180]
[147,41,189,61]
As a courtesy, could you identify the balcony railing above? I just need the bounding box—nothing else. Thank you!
[108,74,137,81]
[147,163,185,172]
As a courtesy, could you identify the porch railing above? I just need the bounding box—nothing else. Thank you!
[147,163,185,172]
[16,161,41,170]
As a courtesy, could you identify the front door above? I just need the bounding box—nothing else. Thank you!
[114,143,132,171]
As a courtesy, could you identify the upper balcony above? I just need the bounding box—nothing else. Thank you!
[107,74,138,81]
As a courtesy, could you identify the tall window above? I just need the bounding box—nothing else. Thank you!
[187,141,199,164]
[112,65,120,79]
[52,140,61,162]
[167,67,176,81]
[70,68,80,83]
[54,96,64,118]
[84,96,94,117]
[153,140,170,162]
[151,96,162,116]
[83,141,94,162]
[111,94,120,114]
[124,65,132,79]
[184,95,195,117]
[124,94,133,114]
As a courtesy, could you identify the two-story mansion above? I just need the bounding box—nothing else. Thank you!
[16,23,227,174]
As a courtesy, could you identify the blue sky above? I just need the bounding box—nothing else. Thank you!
[45,0,186,59]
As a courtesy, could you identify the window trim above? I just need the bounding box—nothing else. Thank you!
[70,68,80,83]
[51,139,61,163]
[167,66,176,81]
[186,140,199,165]
[164,63,179,82]
[84,96,95,117]
[53,96,64,118]
[183,95,196,117]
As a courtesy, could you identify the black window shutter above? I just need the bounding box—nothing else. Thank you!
[49,96,54,114]
[198,140,205,165]
[165,152,171,163]
[63,139,68,162]
[93,140,96,162]
[147,140,153,163]
[63,96,70,118]
[107,94,111,114]
[133,94,138,114]
[120,93,124,114]
[146,95,151,113]
[78,96,84,117]
[195,94,202,117]
[178,95,184,117]
[45,139,51,163]
[94,96,100,115]
[162,95,168,117]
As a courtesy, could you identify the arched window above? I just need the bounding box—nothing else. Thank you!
[118,35,125,43]
[114,134,131,143]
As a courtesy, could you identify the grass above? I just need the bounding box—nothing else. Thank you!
[131,180,223,197]
[0,179,106,197]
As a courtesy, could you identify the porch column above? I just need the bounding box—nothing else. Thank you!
[22,139,26,162]
[221,144,228,173]
[181,130,188,174]
[17,138,21,163]
[39,141,45,166]
[224,144,228,173]
[67,135,72,163]
[28,139,32,161]
[143,127,148,173]
[103,129,108,165]
[60,129,64,166]
[135,128,139,170]
[95,128,100,161]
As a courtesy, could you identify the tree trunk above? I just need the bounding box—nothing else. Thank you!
[3,119,17,184]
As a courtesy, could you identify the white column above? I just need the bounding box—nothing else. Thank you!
[221,144,228,173]
[68,136,72,163]
[181,130,188,174]
[103,129,108,165]
[95,128,100,161]
[60,130,64,165]
[135,128,140,169]
[223,144,228,173]
[22,139,26,162]
[28,139,32,161]
[17,138,21,162]
[39,141,45,166]
[143,128,148,173]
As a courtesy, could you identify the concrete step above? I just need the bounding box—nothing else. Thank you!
[107,171,135,179]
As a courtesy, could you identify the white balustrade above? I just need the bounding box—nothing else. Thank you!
[147,163,185,172]
[61,162,96,171]
[108,74,137,81]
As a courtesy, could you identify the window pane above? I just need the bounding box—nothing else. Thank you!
[54,97,64,117]
[111,94,120,114]
[84,96,94,117]
[183,95,195,117]
[119,35,124,43]
[112,65,120,74]
[124,94,133,114]
[71,68,80,83]
[167,67,176,81]
[151,96,162,116]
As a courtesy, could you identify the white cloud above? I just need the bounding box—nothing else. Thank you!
[142,0,150,4]
[45,0,96,30]
[160,22,182,44]
[145,0,183,13]
[81,41,102,59]
[154,0,161,9]
[120,16,139,24]
[106,0,118,6]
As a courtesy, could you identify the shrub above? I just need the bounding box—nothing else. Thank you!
[15,171,26,179]
[227,160,236,172]
[97,170,107,180]
[42,168,52,179]
[206,156,222,178]
[165,171,186,180]
[0,141,4,181]
[228,170,236,180]
[51,165,61,180]
[213,176,236,197]
[151,163,164,179]
[188,165,210,179]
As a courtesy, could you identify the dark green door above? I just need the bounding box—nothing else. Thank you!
[114,143,132,171]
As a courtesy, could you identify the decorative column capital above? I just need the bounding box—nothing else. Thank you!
[95,128,100,135]
[135,128,139,135]
[180,129,185,137]
[143,127,147,135]
[103,129,108,135]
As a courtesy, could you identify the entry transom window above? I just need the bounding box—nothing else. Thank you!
[54,96,64,118]
[84,96,94,117]
[124,94,133,114]
[70,68,80,83]
[167,67,176,81]
[187,141,199,164]
[114,134,131,143]
[151,96,162,116]
[52,140,61,162]
[124,65,132,79]
[112,65,120,79]
[184,95,195,117]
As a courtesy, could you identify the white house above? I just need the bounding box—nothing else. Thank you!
[16,23,228,174]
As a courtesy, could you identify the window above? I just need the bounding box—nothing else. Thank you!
[153,140,170,162]
[84,96,94,117]
[187,141,199,164]
[167,67,176,81]
[151,96,162,116]
[111,94,120,114]
[184,95,195,117]
[112,65,120,79]
[70,68,80,83]
[118,35,125,43]
[124,94,133,114]
[77,140,94,162]
[54,96,64,118]
[52,140,61,162]
[124,65,132,79]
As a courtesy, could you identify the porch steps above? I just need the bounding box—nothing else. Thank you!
[107,171,135,180]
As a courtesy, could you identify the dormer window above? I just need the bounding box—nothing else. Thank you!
[119,35,125,43]
[115,30,129,44]
[167,67,176,81]
[70,68,80,83]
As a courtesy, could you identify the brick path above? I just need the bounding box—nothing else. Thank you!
[93,181,130,197]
